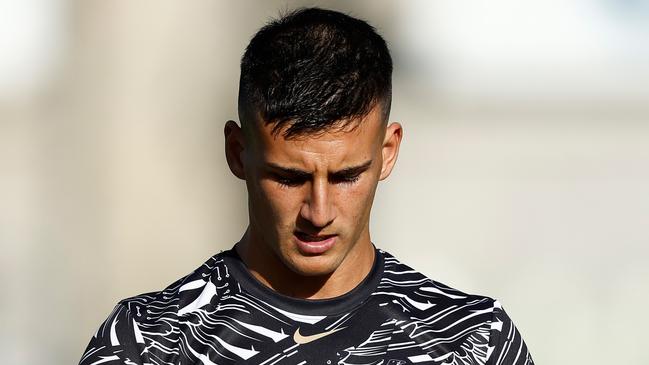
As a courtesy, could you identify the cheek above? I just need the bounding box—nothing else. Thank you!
[257,180,303,221]
[335,180,378,220]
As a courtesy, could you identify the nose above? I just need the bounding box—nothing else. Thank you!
[299,178,335,228]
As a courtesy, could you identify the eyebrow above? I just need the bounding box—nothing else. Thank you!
[265,159,373,177]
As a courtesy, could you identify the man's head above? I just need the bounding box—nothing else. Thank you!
[238,7,393,138]
[225,8,402,288]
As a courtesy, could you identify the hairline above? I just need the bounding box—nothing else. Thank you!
[237,96,391,141]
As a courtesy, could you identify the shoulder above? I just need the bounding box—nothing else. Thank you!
[116,250,237,325]
[79,251,238,364]
[376,249,500,319]
[376,249,534,364]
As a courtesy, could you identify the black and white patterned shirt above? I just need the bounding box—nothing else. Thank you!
[79,248,533,365]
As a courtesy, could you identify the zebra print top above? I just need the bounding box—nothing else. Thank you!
[79,248,533,365]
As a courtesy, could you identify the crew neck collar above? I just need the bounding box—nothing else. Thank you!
[221,246,384,316]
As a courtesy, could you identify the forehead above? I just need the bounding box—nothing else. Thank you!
[249,107,385,167]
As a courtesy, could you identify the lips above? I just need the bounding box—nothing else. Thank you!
[293,231,337,255]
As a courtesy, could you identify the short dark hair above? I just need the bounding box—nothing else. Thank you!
[238,7,393,138]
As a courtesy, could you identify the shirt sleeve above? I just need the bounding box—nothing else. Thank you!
[79,303,150,365]
[486,300,534,365]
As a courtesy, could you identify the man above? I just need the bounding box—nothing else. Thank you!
[80,8,533,365]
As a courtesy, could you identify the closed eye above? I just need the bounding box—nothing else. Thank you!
[272,173,360,187]
[271,173,308,187]
[329,173,361,185]
[265,159,371,188]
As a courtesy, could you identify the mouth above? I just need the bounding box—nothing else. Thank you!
[293,231,337,255]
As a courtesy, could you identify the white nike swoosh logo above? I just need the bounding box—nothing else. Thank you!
[292,326,345,344]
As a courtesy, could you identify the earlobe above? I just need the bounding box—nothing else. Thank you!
[379,122,403,181]
[224,120,246,180]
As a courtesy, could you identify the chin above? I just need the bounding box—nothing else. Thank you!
[284,252,341,277]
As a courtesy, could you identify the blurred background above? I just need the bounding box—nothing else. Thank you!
[1,0,648,364]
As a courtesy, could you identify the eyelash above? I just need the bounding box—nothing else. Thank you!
[277,178,303,188]
[334,175,361,185]
[276,175,361,188]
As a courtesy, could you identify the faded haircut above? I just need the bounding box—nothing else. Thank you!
[238,7,393,138]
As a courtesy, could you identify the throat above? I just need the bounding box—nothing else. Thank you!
[235,230,375,300]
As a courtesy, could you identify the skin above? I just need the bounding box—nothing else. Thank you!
[224,103,402,299]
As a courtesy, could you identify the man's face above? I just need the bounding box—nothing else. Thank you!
[227,105,401,277]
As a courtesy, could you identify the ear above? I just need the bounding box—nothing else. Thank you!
[379,122,403,181]
[224,120,246,180]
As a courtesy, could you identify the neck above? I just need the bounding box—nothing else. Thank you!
[235,228,375,299]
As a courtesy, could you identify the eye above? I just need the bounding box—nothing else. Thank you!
[273,175,306,188]
[330,174,361,185]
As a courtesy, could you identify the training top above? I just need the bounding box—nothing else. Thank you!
[79,248,534,365]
